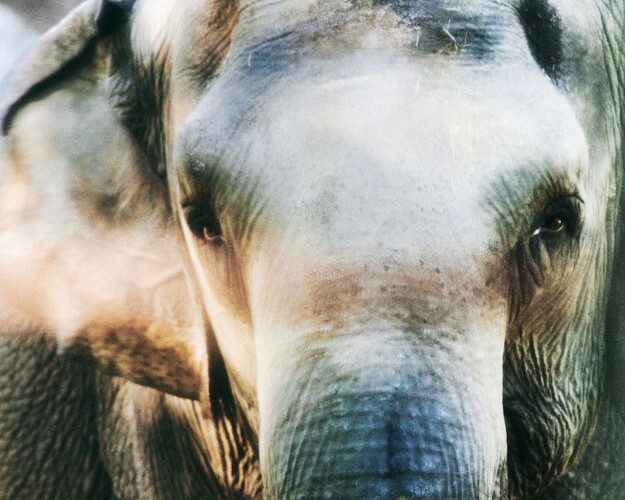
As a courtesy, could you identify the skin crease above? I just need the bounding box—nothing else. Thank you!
[0,0,624,498]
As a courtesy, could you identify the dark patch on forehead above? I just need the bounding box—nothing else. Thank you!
[360,0,503,58]
[109,51,169,177]
[106,1,239,177]
[516,0,562,80]
[186,0,240,83]
[229,0,510,79]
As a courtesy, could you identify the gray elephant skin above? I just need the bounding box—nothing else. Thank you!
[1,0,625,498]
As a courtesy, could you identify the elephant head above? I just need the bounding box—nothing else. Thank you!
[1,0,625,497]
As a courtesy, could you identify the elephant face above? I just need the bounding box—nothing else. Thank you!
[177,56,593,498]
[171,1,619,496]
[1,0,624,497]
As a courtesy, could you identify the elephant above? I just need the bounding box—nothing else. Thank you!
[1,0,625,497]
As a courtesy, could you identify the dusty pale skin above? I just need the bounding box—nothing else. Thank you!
[0,0,624,498]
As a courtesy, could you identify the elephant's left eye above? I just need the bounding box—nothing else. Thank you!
[532,196,582,240]
[514,196,583,293]
[538,209,571,236]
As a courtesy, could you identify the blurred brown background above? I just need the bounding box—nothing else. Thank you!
[0,0,82,32]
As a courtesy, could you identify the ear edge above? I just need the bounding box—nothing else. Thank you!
[1,0,135,134]
[66,319,207,403]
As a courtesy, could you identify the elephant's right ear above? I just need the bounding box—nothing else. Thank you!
[1,0,134,134]
[0,0,231,418]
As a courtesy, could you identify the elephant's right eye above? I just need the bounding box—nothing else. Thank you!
[184,205,222,241]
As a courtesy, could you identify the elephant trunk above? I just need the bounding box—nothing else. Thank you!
[258,327,508,498]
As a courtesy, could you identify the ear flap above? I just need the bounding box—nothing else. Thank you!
[1,0,134,133]
[0,0,227,417]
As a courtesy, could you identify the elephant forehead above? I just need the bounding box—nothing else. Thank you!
[228,0,523,63]
[179,58,586,259]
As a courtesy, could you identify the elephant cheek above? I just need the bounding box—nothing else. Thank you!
[257,328,508,498]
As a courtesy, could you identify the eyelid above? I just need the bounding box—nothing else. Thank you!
[531,195,583,239]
